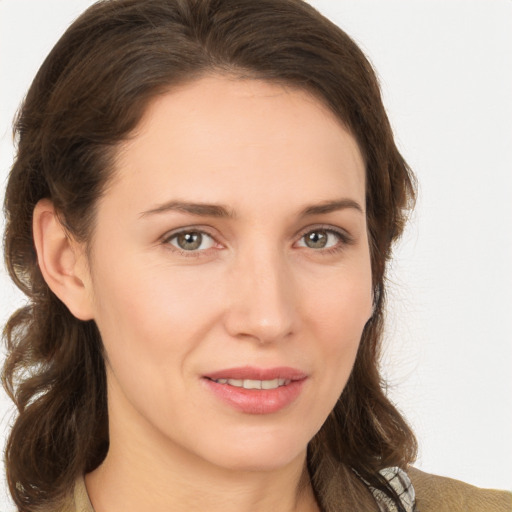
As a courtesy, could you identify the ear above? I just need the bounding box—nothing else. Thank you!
[32,199,94,321]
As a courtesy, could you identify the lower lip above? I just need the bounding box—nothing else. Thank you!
[202,378,306,414]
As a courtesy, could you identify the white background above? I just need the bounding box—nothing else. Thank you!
[1,1,511,509]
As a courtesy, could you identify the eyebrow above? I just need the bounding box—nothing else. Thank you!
[299,198,364,217]
[140,201,235,218]
[140,198,363,219]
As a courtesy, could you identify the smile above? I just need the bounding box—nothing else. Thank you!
[203,366,307,414]
[210,378,291,390]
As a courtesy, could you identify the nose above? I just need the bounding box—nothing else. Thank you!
[223,245,296,344]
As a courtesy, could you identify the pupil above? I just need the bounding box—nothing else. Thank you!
[306,230,327,249]
[178,232,202,250]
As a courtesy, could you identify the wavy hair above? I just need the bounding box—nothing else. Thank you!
[2,0,416,510]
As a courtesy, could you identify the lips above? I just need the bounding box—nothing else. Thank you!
[202,366,307,414]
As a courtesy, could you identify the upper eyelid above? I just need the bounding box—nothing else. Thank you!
[161,225,219,242]
[294,224,353,242]
[161,223,350,239]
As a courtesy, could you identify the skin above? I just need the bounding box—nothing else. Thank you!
[34,75,372,512]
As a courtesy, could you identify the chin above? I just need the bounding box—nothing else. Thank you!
[194,428,312,473]
[211,449,305,473]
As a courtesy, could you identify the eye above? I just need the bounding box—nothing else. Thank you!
[167,230,216,252]
[296,228,344,250]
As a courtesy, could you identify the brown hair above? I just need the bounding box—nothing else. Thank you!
[2,0,416,510]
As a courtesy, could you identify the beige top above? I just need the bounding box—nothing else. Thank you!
[408,467,512,512]
[68,467,512,512]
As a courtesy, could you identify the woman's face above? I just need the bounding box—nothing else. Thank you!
[84,76,372,472]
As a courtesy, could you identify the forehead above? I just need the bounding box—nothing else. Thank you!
[109,75,366,216]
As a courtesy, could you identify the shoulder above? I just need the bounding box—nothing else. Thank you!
[407,466,512,512]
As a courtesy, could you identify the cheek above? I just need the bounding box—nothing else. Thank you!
[90,261,225,367]
[89,265,216,424]
[306,263,373,333]
[303,263,372,377]
[289,268,372,439]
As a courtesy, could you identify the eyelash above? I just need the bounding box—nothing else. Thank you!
[162,227,219,257]
[161,225,354,258]
[296,225,354,255]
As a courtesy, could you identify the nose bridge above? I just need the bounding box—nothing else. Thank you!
[225,239,295,343]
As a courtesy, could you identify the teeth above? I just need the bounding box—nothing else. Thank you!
[261,379,278,390]
[243,379,262,389]
[213,378,290,389]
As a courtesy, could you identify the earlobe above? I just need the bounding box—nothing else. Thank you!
[32,199,94,321]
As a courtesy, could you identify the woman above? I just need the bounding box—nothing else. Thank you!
[2,1,510,511]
